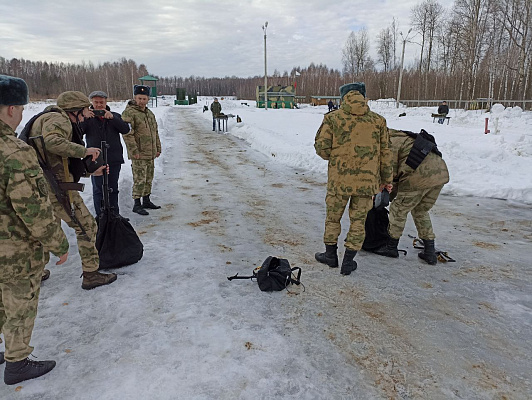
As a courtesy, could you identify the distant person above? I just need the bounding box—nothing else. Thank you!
[210,97,222,131]
[314,82,393,275]
[328,100,334,112]
[29,91,117,290]
[82,90,130,217]
[122,85,162,215]
[437,101,449,124]
[1,74,69,384]
[373,129,449,264]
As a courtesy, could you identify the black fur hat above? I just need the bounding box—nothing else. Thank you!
[134,85,151,96]
[0,74,29,106]
[339,82,366,99]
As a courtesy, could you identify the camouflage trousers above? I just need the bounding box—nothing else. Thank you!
[50,190,99,273]
[0,271,42,362]
[323,192,373,251]
[388,185,443,240]
[131,159,155,200]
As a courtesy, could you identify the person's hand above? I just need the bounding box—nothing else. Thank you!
[83,108,95,119]
[156,152,161,158]
[134,154,140,159]
[92,165,108,176]
[379,183,393,193]
[56,252,68,265]
[104,110,113,119]
[86,147,101,161]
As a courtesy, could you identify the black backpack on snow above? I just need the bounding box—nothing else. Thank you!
[227,256,302,292]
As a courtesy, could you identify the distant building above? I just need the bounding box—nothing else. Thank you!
[310,95,341,106]
[256,85,295,109]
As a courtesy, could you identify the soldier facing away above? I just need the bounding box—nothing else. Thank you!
[314,82,393,275]
[121,85,162,215]
[28,91,117,289]
[372,128,450,264]
[0,75,69,384]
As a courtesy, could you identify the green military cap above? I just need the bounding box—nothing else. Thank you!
[57,91,91,112]
[340,82,366,99]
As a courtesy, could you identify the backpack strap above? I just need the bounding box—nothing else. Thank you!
[289,267,302,285]
[227,273,256,281]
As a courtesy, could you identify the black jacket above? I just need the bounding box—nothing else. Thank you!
[438,104,449,115]
[82,106,130,165]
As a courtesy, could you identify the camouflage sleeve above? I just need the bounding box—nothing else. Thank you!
[153,114,161,153]
[121,108,132,123]
[314,117,333,160]
[6,147,69,256]
[42,116,86,159]
[121,110,139,157]
[379,121,393,184]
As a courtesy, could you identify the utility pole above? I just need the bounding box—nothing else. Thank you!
[396,28,412,109]
[262,21,268,110]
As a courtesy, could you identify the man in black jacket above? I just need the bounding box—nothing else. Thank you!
[83,91,130,217]
[437,101,449,124]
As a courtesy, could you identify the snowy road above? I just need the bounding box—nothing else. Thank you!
[2,107,531,399]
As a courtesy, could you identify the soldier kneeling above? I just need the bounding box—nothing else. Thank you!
[373,129,449,264]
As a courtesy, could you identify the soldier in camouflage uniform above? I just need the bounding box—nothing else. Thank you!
[0,75,69,384]
[121,85,162,215]
[373,129,449,264]
[314,82,393,275]
[29,91,117,289]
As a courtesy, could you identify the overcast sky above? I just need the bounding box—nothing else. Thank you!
[1,0,437,78]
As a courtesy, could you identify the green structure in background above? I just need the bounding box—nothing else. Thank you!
[175,88,187,105]
[174,88,198,105]
[138,75,159,107]
[256,85,295,109]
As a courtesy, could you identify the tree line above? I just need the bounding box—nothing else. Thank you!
[1,0,530,106]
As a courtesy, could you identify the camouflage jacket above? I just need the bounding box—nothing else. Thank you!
[389,129,449,191]
[121,100,161,160]
[210,101,222,117]
[29,105,87,182]
[0,119,68,282]
[314,91,393,196]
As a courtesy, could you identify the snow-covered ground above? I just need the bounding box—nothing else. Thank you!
[1,96,530,399]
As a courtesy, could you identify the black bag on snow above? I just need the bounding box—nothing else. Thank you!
[95,141,143,268]
[96,210,143,268]
[227,256,302,292]
[362,207,391,252]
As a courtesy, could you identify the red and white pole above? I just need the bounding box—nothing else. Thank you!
[484,118,490,134]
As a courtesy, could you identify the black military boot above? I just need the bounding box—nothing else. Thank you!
[133,198,149,215]
[373,238,400,258]
[82,270,117,290]
[41,269,51,282]
[418,239,437,265]
[142,195,161,209]
[341,249,358,275]
[4,357,56,385]
[315,244,339,268]
[0,351,4,364]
